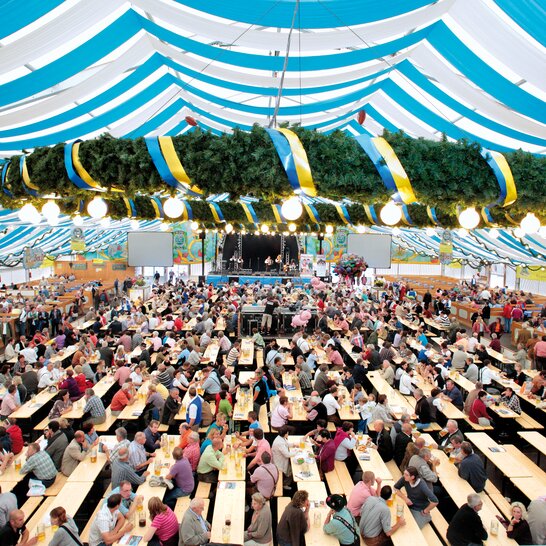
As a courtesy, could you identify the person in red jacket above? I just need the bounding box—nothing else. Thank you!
[469,391,491,426]
[5,418,24,455]
[502,302,514,334]
[317,430,336,475]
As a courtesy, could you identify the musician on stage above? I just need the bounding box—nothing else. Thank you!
[265,255,273,272]
[275,254,282,272]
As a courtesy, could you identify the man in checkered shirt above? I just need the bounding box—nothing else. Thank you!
[83,388,106,425]
[19,443,57,487]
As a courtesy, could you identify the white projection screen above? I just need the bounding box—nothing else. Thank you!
[127,232,174,267]
[347,233,392,268]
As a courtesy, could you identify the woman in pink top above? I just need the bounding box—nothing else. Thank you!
[144,497,179,546]
[347,471,382,517]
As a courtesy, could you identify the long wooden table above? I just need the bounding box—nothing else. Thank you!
[210,481,245,545]
[238,339,254,366]
[10,388,58,420]
[297,481,337,546]
[289,436,321,482]
[353,436,395,480]
[518,430,546,463]
[219,435,246,481]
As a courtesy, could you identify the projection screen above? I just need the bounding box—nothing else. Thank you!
[127,232,174,267]
[346,233,392,268]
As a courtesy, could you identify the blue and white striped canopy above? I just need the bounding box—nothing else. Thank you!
[0,0,544,155]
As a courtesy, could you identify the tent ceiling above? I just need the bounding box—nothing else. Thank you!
[0,0,544,155]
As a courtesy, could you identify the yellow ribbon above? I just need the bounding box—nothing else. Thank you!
[277,128,317,197]
[209,203,223,223]
[271,204,283,224]
[158,137,203,196]
[150,198,162,219]
[335,204,350,224]
[489,150,517,207]
[72,142,106,192]
[240,203,255,224]
[21,157,39,193]
[303,204,320,224]
[372,137,417,205]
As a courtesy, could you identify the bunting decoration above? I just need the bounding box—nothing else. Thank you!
[480,149,517,208]
[150,197,164,219]
[426,206,440,226]
[271,204,286,224]
[208,202,225,223]
[182,200,193,221]
[65,141,106,192]
[123,198,137,218]
[400,204,414,226]
[19,156,39,197]
[146,137,203,196]
[335,204,351,225]
[303,203,321,224]
[354,135,417,205]
[240,202,259,225]
[363,204,379,225]
[481,207,495,227]
[265,128,317,197]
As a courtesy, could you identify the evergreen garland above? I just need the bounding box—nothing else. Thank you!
[2,126,544,228]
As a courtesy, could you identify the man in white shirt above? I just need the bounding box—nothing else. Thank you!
[323,386,341,419]
[19,343,37,364]
[88,493,133,546]
[271,425,297,490]
[37,363,55,389]
[399,370,416,395]
[467,333,479,354]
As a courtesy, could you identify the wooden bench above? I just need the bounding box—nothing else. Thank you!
[34,416,50,431]
[258,405,270,433]
[334,461,355,497]
[327,422,336,432]
[386,460,402,479]
[81,502,102,542]
[21,497,44,522]
[94,408,118,432]
[515,411,544,430]
[255,350,264,367]
[420,423,442,433]
[421,523,445,546]
[174,497,210,520]
[274,472,283,497]
[430,509,449,542]
[483,480,512,519]
[277,497,290,522]
[195,481,212,499]
[158,424,169,433]
[325,468,343,495]
[44,473,68,496]
[463,417,494,431]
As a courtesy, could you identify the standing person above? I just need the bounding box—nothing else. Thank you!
[323,494,359,546]
[277,490,310,546]
[393,467,438,528]
[272,425,297,492]
[446,494,488,546]
[244,493,272,546]
[142,497,179,546]
[48,506,82,546]
[359,485,405,545]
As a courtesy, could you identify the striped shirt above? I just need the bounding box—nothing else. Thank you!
[128,440,147,469]
[151,508,179,541]
[109,439,130,464]
[20,450,57,480]
[297,370,312,392]
[226,347,239,366]
[84,396,106,418]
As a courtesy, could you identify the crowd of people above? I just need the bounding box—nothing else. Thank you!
[0,272,544,546]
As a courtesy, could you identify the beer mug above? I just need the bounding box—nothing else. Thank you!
[14,458,22,471]
[490,519,499,536]
[138,510,146,528]
[299,439,305,449]
[396,504,404,520]
[154,462,161,476]
[90,449,97,463]
[222,526,230,543]
[313,512,321,528]
[386,496,394,507]
[37,524,46,542]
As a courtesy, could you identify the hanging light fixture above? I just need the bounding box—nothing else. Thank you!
[130,219,140,230]
[458,207,480,229]
[87,197,107,219]
[288,223,297,233]
[41,200,60,220]
[190,221,199,231]
[520,212,541,235]
[356,225,366,234]
[425,227,436,237]
[325,225,334,235]
[163,196,184,219]
[47,215,60,227]
[260,224,269,234]
[73,214,84,227]
[225,223,234,234]
[281,196,303,221]
[18,203,40,223]
[488,228,499,239]
[380,201,402,226]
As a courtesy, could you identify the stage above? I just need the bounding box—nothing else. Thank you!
[206,274,312,286]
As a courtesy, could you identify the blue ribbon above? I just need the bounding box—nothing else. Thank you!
[150,196,164,219]
[265,128,300,194]
[209,202,225,223]
[354,135,402,203]
[127,199,137,217]
[1,162,13,198]
[64,141,91,190]
[19,156,37,197]
[145,137,184,192]
[401,204,413,225]
[182,200,193,221]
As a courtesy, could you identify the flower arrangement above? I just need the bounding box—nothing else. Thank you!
[333,254,368,279]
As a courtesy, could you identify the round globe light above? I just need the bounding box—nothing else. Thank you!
[190,221,199,231]
[73,214,84,227]
[288,223,297,233]
[425,227,436,237]
[356,225,366,234]
[18,203,39,223]
[457,228,469,238]
[160,222,170,231]
[225,223,234,234]
[261,224,269,234]
[325,225,334,235]
[163,196,184,219]
[392,227,401,236]
[380,201,402,226]
[254,230,260,236]
[99,217,111,228]
[47,215,60,226]
[513,227,525,238]
[41,200,60,219]
[520,212,541,235]
[281,196,303,221]
[130,219,140,231]
[458,207,480,230]
[488,228,499,239]
[87,197,107,219]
